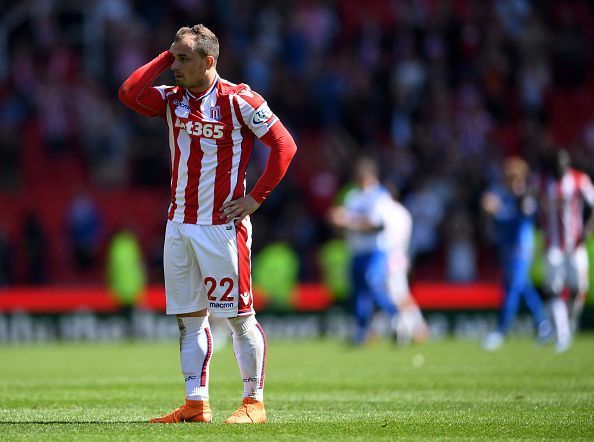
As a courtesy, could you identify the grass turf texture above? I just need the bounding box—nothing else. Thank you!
[0,337,593,440]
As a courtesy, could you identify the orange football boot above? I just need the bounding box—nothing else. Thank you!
[150,399,212,423]
[224,397,267,424]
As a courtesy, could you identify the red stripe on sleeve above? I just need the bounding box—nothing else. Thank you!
[118,51,174,118]
[249,121,297,203]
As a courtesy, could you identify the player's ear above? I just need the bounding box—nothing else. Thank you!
[205,55,216,69]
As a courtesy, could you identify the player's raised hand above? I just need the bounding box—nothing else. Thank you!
[481,192,501,215]
[220,195,261,226]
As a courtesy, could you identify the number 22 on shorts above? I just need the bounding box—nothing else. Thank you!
[204,276,235,301]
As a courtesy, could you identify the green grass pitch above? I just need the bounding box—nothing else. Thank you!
[0,336,593,440]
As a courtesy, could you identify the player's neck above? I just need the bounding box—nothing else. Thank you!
[360,179,378,190]
[188,71,217,96]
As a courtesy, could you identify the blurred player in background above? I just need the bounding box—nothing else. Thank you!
[481,157,551,351]
[539,149,594,352]
[328,158,398,345]
[119,24,297,423]
[383,187,428,345]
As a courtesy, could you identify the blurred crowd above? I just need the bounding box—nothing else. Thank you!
[0,0,593,286]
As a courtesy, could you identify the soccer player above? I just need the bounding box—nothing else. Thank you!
[539,149,594,352]
[383,193,428,345]
[328,158,398,345]
[118,24,297,423]
[481,157,551,351]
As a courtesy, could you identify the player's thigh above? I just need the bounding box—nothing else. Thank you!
[163,221,206,314]
[354,291,374,319]
[389,271,409,305]
[350,255,367,289]
[567,246,589,293]
[365,252,388,295]
[506,256,532,290]
[186,221,254,318]
[544,247,565,295]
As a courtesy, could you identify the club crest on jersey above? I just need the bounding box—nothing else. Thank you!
[210,106,221,121]
[252,104,272,125]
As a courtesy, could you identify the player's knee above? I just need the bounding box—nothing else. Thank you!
[177,315,209,332]
[227,314,258,335]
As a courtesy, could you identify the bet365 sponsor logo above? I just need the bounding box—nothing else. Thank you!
[175,117,224,139]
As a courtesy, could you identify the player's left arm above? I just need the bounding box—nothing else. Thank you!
[221,89,297,225]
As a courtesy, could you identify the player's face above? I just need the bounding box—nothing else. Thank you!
[505,172,526,196]
[170,37,213,91]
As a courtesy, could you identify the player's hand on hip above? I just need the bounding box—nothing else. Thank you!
[220,195,261,226]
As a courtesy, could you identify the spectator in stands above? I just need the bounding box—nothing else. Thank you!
[0,223,12,286]
[67,192,103,271]
[22,212,47,285]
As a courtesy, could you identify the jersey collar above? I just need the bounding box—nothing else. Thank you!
[186,74,219,101]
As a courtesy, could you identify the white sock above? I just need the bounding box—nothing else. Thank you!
[569,291,586,334]
[408,306,425,329]
[227,315,267,402]
[178,316,212,401]
[550,298,570,346]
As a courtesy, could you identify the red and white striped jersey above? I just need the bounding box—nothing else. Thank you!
[540,169,594,251]
[118,51,297,225]
[155,77,278,224]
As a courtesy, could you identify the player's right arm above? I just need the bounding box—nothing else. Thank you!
[328,192,385,233]
[118,51,174,117]
[328,209,383,232]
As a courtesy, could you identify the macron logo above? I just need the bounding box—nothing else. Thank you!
[240,292,251,305]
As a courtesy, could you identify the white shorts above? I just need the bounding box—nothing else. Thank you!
[544,245,589,296]
[163,219,255,317]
